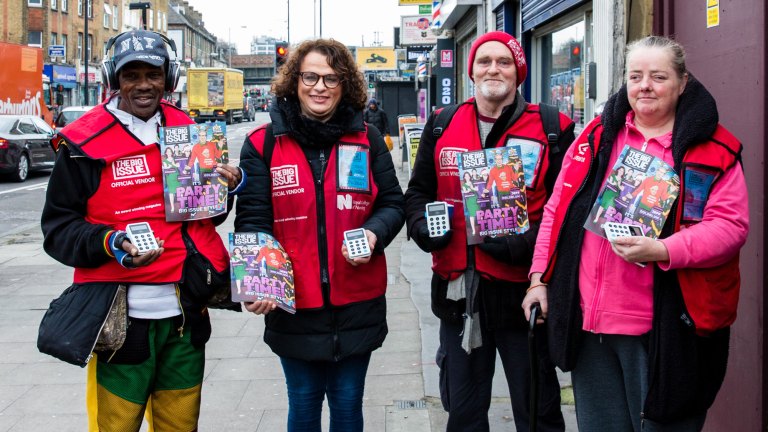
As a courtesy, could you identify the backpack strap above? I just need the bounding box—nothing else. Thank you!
[262,123,275,169]
[432,104,460,138]
[539,103,561,155]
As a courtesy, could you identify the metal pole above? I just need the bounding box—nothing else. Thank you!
[83,1,89,105]
[287,0,290,44]
[228,27,231,67]
[319,0,322,38]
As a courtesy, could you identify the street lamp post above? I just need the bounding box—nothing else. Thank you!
[83,0,89,105]
[128,2,150,30]
[287,0,290,45]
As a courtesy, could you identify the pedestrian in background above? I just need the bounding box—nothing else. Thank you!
[40,29,243,431]
[364,97,393,150]
[235,38,405,431]
[523,35,749,431]
[405,31,573,432]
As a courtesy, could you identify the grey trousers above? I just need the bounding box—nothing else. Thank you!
[571,332,706,432]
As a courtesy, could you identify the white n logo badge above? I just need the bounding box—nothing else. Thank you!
[337,194,352,210]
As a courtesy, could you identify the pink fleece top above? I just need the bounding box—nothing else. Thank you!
[531,112,749,335]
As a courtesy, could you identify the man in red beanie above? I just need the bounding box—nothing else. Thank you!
[405,31,574,431]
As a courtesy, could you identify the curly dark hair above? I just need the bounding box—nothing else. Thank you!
[270,38,368,111]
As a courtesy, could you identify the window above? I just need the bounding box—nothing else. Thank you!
[113,5,118,29]
[103,41,108,56]
[62,34,68,60]
[536,20,587,129]
[18,119,38,135]
[87,0,92,18]
[51,33,57,45]
[103,9,109,28]
[51,0,57,10]
[28,31,42,47]
[77,32,83,60]
[62,0,67,12]
[32,117,54,135]
[77,0,82,16]
[149,9,154,30]
[28,0,42,6]
[87,34,92,61]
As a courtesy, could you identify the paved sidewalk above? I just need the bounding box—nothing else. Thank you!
[0,146,576,431]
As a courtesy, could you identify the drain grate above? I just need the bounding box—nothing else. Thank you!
[395,399,427,410]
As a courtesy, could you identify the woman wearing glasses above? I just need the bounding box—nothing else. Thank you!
[236,38,405,431]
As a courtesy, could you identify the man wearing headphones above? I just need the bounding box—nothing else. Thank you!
[41,30,244,431]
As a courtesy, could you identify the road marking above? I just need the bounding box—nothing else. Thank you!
[0,182,48,195]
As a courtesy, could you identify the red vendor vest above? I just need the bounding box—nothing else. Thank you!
[543,118,743,334]
[58,99,229,284]
[433,102,558,282]
[248,125,387,309]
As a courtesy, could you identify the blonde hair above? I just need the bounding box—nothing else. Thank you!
[627,36,687,79]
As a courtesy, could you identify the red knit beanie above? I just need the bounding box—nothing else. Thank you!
[468,31,527,87]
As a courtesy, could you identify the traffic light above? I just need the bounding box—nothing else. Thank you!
[569,42,582,69]
[275,42,289,69]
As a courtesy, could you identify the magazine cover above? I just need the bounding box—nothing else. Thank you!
[229,232,296,314]
[159,121,229,222]
[457,147,529,245]
[584,146,681,239]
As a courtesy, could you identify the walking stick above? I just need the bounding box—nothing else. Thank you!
[528,302,541,432]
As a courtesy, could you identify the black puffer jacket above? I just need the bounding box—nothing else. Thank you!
[363,100,390,135]
[236,97,405,362]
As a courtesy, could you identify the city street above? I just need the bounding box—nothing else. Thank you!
[0,125,576,431]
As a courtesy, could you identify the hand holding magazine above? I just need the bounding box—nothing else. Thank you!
[229,232,296,314]
[584,146,680,239]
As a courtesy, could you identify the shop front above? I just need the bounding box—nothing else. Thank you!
[43,64,78,110]
[78,69,103,105]
[521,0,595,131]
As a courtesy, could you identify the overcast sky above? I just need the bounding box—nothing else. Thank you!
[185,0,421,53]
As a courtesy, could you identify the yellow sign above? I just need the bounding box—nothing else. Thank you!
[707,1,720,28]
[399,0,431,4]
[409,136,420,170]
[398,115,418,144]
[356,47,397,71]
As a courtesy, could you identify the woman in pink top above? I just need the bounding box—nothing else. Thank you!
[522,36,749,431]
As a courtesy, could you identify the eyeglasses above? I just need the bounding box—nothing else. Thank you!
[299,72,342,89]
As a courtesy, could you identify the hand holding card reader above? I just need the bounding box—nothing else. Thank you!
[603,222,646,267]
[344,228,372,259]
[604,222,643,241]
[426,201,452,238]
[125,222,160,255]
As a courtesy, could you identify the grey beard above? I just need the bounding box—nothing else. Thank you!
[477,81,511,101]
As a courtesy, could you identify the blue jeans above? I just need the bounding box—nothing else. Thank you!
[280,353,372,432]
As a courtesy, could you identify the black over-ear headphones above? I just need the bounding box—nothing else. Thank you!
[101,31,180,92]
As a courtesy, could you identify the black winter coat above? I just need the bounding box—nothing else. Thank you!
[236,97,406,362]
[364,106,390,135]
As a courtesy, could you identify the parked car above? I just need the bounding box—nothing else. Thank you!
[54,105,94,131]
[0,115,56,182]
